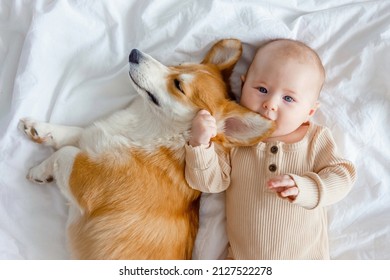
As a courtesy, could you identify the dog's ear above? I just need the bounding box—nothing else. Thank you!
[214,101,274,147]
[201,39,242,82]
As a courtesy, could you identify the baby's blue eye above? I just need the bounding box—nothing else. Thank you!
[283,96,294,103]
[258,87,267,94]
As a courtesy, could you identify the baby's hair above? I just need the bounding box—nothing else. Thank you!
[256,39,325,91]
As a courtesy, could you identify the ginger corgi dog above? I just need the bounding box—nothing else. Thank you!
[19,39,273,259]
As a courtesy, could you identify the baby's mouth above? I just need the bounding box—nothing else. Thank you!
[260,111,275,121]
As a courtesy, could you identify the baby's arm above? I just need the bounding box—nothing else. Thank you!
[270,127,356,209]
[185,110,231,193]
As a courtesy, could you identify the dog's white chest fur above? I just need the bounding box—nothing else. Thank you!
[78,96,190,157]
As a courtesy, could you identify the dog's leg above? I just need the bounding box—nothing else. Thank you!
[18,118,83,149]
[27,146,84,225]
[28,146,81,204]
[27,146,78,185]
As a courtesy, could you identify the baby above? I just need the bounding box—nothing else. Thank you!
[185,39,356,259]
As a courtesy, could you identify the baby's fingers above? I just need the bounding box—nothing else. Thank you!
[280,186,299,198]
[267,175,295,188]
[197,109,211,116]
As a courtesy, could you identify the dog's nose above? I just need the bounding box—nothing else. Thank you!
[129,49,140,64]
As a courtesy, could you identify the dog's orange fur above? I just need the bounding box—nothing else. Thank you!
[65,39,273,259]
[69,148,198,259]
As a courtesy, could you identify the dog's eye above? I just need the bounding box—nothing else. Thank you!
[174,79,185,94]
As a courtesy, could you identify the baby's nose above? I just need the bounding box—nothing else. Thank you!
[263,100,277,111]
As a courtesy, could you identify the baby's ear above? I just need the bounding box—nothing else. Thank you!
[306,101,320,121]
[214,101,274,147]
[311,101,320,114]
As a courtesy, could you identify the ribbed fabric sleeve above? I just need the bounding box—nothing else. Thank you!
[184,123,356,259]
[185,143,231,193]
[290,127,356,209]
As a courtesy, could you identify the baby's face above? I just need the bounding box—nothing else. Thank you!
[240,47,322,139]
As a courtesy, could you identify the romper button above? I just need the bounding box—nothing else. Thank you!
[269,164,277,172]
[270,146,278,154]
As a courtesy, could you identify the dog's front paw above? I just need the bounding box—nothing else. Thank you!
[27,165,54,184]
[18,118,53,145]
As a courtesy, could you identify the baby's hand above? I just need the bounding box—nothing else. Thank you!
[189,109,217,147]
[267,175,299,200]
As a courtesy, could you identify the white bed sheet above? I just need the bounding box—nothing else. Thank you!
[0,0,389,260]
